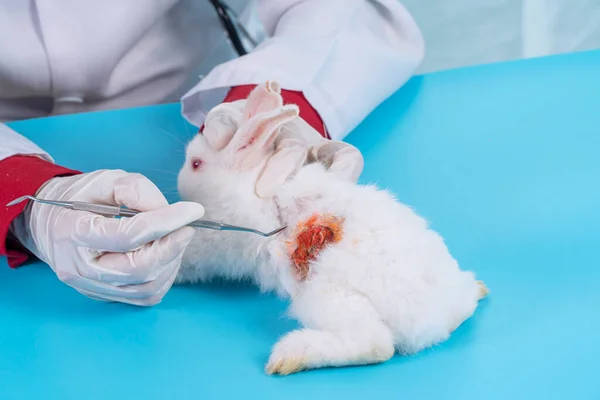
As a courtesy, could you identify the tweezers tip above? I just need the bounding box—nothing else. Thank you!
[266,226,287,237]
[6,195,34,207]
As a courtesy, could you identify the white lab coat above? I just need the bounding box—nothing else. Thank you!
[0,0,424,163]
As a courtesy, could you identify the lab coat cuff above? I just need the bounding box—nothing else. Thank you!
[0,123,54,163]
[0,155,80,268]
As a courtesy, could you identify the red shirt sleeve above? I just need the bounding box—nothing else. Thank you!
[217,85,330,139]
[0,155,81,267]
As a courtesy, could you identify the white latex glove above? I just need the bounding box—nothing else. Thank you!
[203,100,364,198]
[10,170,205,306]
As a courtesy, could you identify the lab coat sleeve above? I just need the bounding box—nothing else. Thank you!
[0,122,53,162]
[0,123,81,266]
[181,0,424,140]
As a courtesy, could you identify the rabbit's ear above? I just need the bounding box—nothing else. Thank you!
[242,81,283,122]
[203,102,244,151]
[227,104,300,170]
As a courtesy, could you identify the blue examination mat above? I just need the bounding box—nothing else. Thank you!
[2,50,600,399]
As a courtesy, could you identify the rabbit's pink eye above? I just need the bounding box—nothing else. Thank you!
[191,158,203,171]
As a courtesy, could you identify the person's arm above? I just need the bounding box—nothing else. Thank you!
[0,123,205,306]
[182,0,424,140]
[187,0,422,196]
[0,122,53,162]
[0,123,81,266]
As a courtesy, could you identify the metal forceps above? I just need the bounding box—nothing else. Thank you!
[7,195,286,238]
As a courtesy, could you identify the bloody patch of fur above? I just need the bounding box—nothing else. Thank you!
[288,214,344,280]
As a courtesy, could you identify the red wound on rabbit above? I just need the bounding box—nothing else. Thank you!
[288,214,344,280]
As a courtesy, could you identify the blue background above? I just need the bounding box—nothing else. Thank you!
[2,50,600,399]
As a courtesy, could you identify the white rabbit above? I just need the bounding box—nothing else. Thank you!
[177,81,488,375]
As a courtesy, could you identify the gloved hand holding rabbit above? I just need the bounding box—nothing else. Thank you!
[200,82,364,197]
[177,81,488,375]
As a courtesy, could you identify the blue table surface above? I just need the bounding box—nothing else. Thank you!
[2,50,600,400]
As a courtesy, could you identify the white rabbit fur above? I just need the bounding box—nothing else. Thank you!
[177,82,488,375]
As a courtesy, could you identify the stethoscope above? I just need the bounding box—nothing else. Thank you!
[209,0,258,56]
